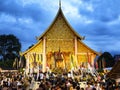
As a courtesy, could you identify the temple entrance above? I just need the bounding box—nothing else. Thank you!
[54,50,63,68]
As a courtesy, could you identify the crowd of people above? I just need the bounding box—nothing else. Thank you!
[0,68,120,90]
[0,71,28,90]
[33,70,120,90]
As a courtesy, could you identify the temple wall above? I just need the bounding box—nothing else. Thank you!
[24,41,43,62]
[46,39,74,53]
[27,41,43,53]
[45,14,75,53]
[23,41,43,73]
[77,41,92,53]
[43,14,77,70]
[77,41,96,66]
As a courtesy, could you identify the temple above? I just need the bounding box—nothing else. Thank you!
[22,5,99,74]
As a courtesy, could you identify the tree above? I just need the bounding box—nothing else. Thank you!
[0,34,21,61]
[97,52,115,70]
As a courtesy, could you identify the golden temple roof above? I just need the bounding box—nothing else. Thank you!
[22,5,99,55]
[37,7,85,40]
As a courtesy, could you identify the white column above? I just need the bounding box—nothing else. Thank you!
[91,54,94,67]
[75,36,77,55]
[43,37,46,72]
[30,53,33,74]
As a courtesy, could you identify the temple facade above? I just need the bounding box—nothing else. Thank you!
[22,6,99,74]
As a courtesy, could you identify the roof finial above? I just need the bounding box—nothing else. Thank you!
[59,0,61,8]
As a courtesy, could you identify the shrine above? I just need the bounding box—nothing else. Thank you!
[22,3,99,74]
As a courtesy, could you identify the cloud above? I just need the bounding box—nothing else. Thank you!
[0,0,56,51]
[0,0,54,22]
[0,0,120,55]
[77,0,120,23]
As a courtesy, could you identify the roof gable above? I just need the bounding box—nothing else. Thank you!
[37,7,84,40]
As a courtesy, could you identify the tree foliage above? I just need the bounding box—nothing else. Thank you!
[97,52,115,68]
[0,34,21,61]
[0,59,14,70]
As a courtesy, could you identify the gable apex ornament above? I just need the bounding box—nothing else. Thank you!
[59,0,61,8]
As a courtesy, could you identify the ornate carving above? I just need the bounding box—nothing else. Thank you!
[46,15,74,40]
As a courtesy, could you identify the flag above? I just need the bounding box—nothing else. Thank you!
[95,62,98,69]
[19,57,21,67]
[40,54,43,62]
[87,52,90,63]
[13,59,16,68]
[61,53,65,68]
[70,54,74,69]
[87,52,92,66]
[46,63,49,68]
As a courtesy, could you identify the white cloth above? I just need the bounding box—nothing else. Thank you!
[40,73,44,80]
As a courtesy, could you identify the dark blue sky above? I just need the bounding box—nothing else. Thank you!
[0,0,120,55]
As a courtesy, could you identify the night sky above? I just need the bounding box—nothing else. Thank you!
[0,0,120,55]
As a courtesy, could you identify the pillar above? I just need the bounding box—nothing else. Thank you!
[43,37,46,72]
[74,36,78,68]
[26,53,30,75]
[91,54,94,67]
